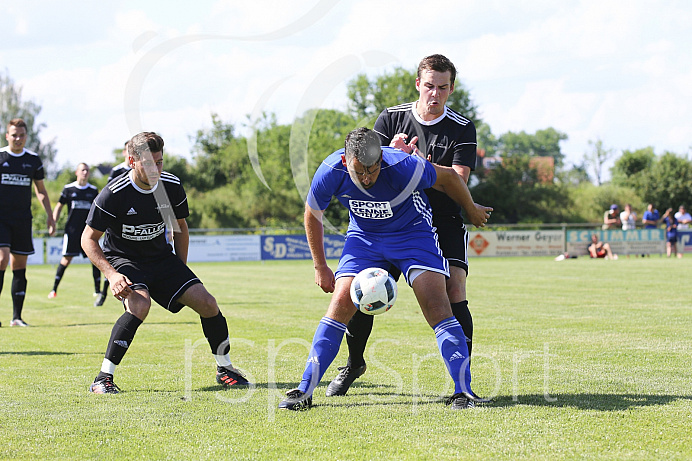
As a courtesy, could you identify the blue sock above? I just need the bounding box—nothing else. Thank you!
[434,317,472,394]
[298,317,347,396]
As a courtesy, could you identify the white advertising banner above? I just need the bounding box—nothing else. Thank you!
[468,230,564,257]
[28,238,45,265]
[46,237,91,265]
[187,235,261,262]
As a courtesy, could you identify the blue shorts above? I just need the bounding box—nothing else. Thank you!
[335,230,449,285]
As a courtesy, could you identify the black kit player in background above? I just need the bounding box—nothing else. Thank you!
[326,54,481,396]
[93,140,133,306]
[48,163,100,300]
[81,132,250,394]
[0,118,56,327]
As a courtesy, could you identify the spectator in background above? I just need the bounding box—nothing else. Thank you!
[620,204,637,231]
[603,204,621,230]
[642,204,661,229]
[674,205,691,231]
[663,208,682,258]
[588,234,617,260]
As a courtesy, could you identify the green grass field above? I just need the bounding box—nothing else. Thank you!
[1,256,691,460]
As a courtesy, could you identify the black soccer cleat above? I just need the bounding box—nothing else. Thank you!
[216,366,251,388]
[445,391,492,410]
[89,375,121,394]
[279,388,313,411]
[325,363,366,396]
[94,293,106,307]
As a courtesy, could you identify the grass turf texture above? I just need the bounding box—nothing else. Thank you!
[1,257,691,460]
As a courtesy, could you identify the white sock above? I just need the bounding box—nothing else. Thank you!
[101,358,116,375]
[214,354,232,368]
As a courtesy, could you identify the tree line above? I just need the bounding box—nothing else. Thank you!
[2,69,691,232]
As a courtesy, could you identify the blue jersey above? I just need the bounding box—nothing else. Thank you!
[307,147,437,235]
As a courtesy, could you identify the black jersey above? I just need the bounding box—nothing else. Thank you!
[0,146,46,219]
[107,161,131,184]
[373,103,477,217]
[58,181,99,234]
[86,171,188,261]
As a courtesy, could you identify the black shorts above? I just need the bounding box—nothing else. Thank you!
[432,214,469,274]
[107,253,201,313]
[0,217,35,255]
[389,214,469,280]
[62,231,87,257]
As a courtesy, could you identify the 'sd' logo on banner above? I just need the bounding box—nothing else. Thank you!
[470,233,490,255]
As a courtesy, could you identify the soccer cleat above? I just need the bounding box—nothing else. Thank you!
[48,290,57,298]
[325,363,366,396]
[216,366,251,388]
[94,293,106,307]
[446,391,492,410]
[279,388,313,411]
[89,376,121,394]
[10,319,29,327]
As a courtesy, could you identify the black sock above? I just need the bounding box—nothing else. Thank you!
[104,312,143,365]
[451,300,473,356]
[0,269,5,297]
[92,265,101,293]
[345,310,374,368]
[200,312,230,356]
[53,264,67,291]
[101,279,110,296]
[12,269,27,321]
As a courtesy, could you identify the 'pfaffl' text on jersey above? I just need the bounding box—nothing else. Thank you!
[58,181,99,235]
[0,146,46,219]
[373,103,476,217]
[86,171,188,261]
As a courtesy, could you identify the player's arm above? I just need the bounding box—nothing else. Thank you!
[431,164,491,228]
[304,203,335,293]
[173,218,189,264]
[34,179,56,236]
[452,164,471,184]
[52,201,65,225]
[81,225,133,300]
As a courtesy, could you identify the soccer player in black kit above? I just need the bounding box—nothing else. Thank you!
[326,54,481,396]
[0,118,56,327]
[82,132,250,394]
[48,163,101,299]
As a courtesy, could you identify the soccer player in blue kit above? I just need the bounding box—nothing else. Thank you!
[82,132,250,393]
[328,54,482,396]
[279,127,492,411]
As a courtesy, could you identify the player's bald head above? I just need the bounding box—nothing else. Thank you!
[344,127,382,167]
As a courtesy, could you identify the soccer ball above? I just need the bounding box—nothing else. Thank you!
[350,267,397,315]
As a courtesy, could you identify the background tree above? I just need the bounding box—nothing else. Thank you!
[584,138,615,185]
[638,152,692,211]
[470,155,573,224]
[0,71,57,174]
[496,128,567,169]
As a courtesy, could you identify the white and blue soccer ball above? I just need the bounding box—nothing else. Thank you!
[350,267,397,315]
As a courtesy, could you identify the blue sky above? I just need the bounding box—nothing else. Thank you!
[2,0,691,175]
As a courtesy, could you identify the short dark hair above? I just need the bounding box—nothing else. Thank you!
[344,128,381,167]
[129,132,164,160]
[417,54,457,84]
[7,118,27,132]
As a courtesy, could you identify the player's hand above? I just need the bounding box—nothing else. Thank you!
[468,203,493,228]
[390,134,419,155]
[314,264,335,293]
[47,217,56,237]
[109,273,134,301]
